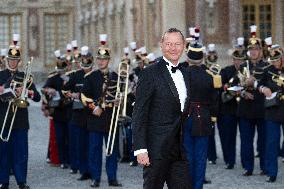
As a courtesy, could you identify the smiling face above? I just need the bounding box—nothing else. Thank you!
[248,47,261,61]
[160,32,185,65]
[7,59,20,70]
[97,58,110,71]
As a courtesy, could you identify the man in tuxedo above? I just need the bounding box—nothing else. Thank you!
[132,28,191,189]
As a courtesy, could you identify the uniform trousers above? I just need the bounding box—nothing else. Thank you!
[54,121,69,165]
[218,114,238,166]
[207,127,217,162]
[77,126,89,174]
[0,129,28,186]
[265,120,284,177]
[88,131,118,182]
[239,118,265,172]
[183,117,209,189]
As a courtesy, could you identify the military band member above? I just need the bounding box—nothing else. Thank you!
[62,46,92,181]
[81,34,122,187]
[42,55,70,169]
[205,44,219,165]
[237,25,268,176]
[0,49,7,71]
[183,29,220,189]
[0,44,41,189]
[258,45,284,182]
[145,53,156,65]
[118,47,133,164]
[218,38,245,169]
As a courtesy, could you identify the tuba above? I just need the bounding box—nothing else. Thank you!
[0,57,33,142]
[106,59,130,156]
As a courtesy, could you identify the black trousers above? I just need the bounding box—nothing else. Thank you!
[143,159,192,189]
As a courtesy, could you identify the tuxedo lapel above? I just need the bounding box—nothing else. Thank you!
[158,59,180,106]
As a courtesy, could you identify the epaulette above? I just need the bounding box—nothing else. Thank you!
[48,71,58,78]
[84,70,94,78]
[65,70,76,76]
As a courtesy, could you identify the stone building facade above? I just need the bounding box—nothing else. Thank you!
[0,0,283,78]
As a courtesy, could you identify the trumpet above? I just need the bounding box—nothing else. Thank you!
[0,57,33,142]
[106,59,130,156]
[271,73,284,88]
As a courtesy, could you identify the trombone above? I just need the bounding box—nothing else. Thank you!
[106,59,130,156]
[0,57,33,142]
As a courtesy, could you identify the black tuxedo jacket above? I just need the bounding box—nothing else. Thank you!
[132,58,190,160]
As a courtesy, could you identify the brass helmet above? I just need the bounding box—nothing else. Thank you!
[232,37,246,60]
[187,27,204,64]
[7,46,21,60]
[206,44,218,63]
[55,55,68,72]
[247,25,262,49]
[80,46,94,69]
[6,34,21,71]
[267,44,283,63]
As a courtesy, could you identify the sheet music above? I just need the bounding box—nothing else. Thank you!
[227,86,243,92]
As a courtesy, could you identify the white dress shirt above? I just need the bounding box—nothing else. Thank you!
[134,56,187,156]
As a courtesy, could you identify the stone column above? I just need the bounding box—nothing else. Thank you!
[274,0,283,46]
[162,0,186,34]
[195,0,206,41]
[73,0,82,44]
[228,0,241,46]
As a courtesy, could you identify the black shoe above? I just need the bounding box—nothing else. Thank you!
[60,164,68,169]
[208,160,216,165]
[0,184,9,189]
[129,161,138,167]
[203,179,212,184]
[18,184,30,189]
[266,176,276,183]
[90,180,100,187]
[109,180,122,187]
[242,171,253,176]
[225,164,234,169]
[77,173,91,181]
[69,169,77,174]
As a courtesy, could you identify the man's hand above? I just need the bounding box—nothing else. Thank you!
[92,107,103,117]
[47,88,56,96]
[0,85,4,94]
[262,87,272,97]
[137,152,150,166]
[71,92,80,99]
[114,98,120,107]
[245,76,256,87]
[243,91,254,100]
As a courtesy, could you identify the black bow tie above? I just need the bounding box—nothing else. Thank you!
[170,64,183,73]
